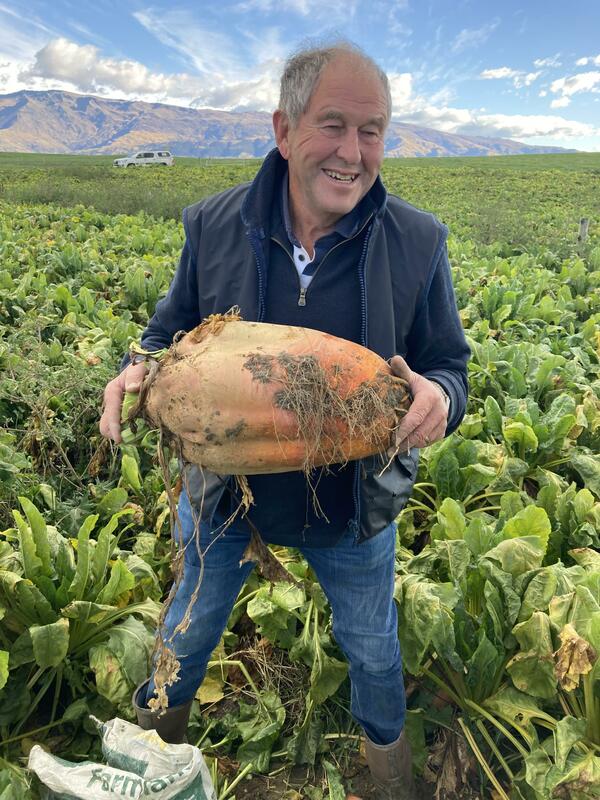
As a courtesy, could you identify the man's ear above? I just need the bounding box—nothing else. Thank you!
[273,110,290,159]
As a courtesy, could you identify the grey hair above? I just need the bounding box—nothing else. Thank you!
[278,39,392,127]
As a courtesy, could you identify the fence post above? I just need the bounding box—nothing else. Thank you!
[578,217,589,243]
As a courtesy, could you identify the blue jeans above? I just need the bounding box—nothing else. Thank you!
[146,491,406,745]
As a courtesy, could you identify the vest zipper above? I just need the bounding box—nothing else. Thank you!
[246,231,266,321]
[352,220,376,543]
[271,213,373,308]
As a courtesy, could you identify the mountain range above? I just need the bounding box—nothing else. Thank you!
[0,90,574,158]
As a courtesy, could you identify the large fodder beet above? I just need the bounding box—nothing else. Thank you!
[139,313,411,475]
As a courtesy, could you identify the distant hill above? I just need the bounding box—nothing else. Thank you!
[0,90,575,158]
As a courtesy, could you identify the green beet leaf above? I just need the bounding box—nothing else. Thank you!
[286,709,324,765]
[96,487,129,518]
[507,612,557,698]
[570,450,600,498]
[484,536,545,578]
[12,510,42,583]
[247,582,305,648]
[518,568,558,622]
[459,463,497,496]
[309,651,347,706]
[554,716,587,771]
[502,506,551,556]
[464,631,503,704]
[485,684,546,729]
[429,447,462,499]
[435,540,471,586]
[94,560,136,606]
[484,395,503,435]
[0,651,8,691]
[503,421,539,454]
[68,514,98,601]
[396,575,460,674]
[234,690,286,772]
[30,618,69,668]
[524,745,554,796]
[431,497,466,541]
[500,490,526,521]
[323,760,346,800]
[13,576,58,626]
[62,600,122,623]
[7,631,34,669]
[89,617,153,707]
[550,751,600,799]
[120,453,142,492]
[464,518,496,558]
[90,512,125,588]
[18,497,52,578]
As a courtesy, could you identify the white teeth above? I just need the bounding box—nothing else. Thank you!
[324,170,357,182]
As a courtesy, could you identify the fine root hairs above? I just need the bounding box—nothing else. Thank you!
[187,305,242,344]
[271,352,409,472]
[148,459,297,714]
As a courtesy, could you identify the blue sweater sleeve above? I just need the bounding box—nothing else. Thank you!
[120,218,201,370]
[405,244,470,434]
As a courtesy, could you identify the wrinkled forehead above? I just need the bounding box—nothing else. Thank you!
[309,55,390,123]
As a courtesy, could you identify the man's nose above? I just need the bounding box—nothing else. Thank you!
[336,128,361,164]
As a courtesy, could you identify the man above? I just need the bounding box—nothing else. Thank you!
[100,41,469,800]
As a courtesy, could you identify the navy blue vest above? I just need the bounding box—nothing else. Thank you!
[213,196,370,547]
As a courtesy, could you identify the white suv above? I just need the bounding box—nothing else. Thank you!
[113,151,174,167]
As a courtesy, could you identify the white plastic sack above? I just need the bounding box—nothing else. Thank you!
[28,717,217,800]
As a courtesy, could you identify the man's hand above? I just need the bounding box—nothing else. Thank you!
[99,362,147,444]
[389,356,448,452]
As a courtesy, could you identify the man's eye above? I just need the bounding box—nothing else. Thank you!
[320,124,343,138]
[360,130,380,140]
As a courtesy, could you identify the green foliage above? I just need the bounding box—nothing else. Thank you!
[0,499,161,737]
[0,154,599,797]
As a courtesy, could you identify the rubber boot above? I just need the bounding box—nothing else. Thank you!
[364,729,417,800]
[132,679,193,745]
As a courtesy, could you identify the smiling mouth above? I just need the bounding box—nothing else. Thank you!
[323,169,359,183]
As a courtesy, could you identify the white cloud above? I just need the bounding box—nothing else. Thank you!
[479,67,540,89]
[388,72,413,110]
[474,112,595,139]
[451,19,499,53]
[394,96,598,142]
[480,67,520,80]
[550,70,600,100]
[232,0,359,20]
[0,57,30,92]
[575,54,600,67]
[533,55,561,68]
[190,72,280,111]
[539,89,547,97]
[550,97,570,108]
[18,36,282,112]
[21,38,191,97]
[514,71,540,88]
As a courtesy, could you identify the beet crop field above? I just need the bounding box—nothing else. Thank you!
[0,152,599,799]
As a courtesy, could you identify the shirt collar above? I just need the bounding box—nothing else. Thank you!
[281,170,376,248]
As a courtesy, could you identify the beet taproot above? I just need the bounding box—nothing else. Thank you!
[138,313,411,475]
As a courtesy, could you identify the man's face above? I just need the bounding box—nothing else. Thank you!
[273,56,388,231]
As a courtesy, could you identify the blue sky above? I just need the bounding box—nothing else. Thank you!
[1,0,600,150]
